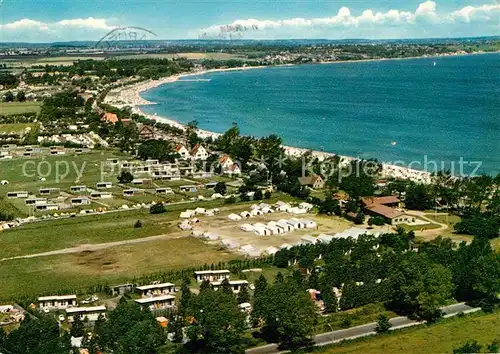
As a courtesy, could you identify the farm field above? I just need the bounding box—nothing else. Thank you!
[0,237,238,299]
[317,311,500,354]
[0,101,42,115]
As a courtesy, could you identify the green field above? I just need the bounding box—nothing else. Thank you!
[0,101,42,115]
[0,237,239,299]
[318,311,500,354]
[0,123,38,134]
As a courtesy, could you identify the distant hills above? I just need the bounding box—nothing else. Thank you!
[1,36,499,49]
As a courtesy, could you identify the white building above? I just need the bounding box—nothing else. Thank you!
[211,280,248,294]
[135,295,175,311]
[96,182,112,189]
[39,295,77,311]
[175,145,191,160]
[65,306,106,322]
[194,270,230,283]
[136,283,176,297]
[191,144,209,160]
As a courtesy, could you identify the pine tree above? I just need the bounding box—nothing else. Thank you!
[237,284,250,304]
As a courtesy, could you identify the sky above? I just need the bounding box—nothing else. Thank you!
[0,0,499,42]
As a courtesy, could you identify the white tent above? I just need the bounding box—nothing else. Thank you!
[287,218,305,229]
[301,219,317,229]
[250,204,260,210]
[289,207,307,214]
[266,246,280,255]
[191,230,204,237]
[301,235,317,244]
[299,202,313,210]
[261,207,274,214]
[277,204,292,212]
[267,221,284,235]
[240,224,254,232]
[221,238,239,249]
[211,193,223,199]
[204,233,219,241]
[250,209,264,217]
[180,210,195,218]
[317,234,334,243]
[280,243,293,249]
[194,207,206,215]
[240,211,251,218]
[253,223,271,236]
[334,227,372,240]
[277,220,294,232]
[228,213,242,221]
[258,203,271,209]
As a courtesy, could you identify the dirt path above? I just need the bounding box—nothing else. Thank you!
[0,233,186,261]
[405,210,449,236]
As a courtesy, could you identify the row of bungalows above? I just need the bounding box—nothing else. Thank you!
[25,197,47,206]
[65,306,106,322]
[90,191,113,200]
[70,185,87,193]
[155,187,174,195]
[194,270,230,283]
[135,295,176,311]
[132,178,152,185]
[39,295,77,311]
[34,203,59,211]
[71,197,91,206]
[123,188,145,197]
[136,282,176,297]
[39,187,60,196]
[151,170,181,181]
[6,191,29,199]
[96,182,112,189]
[212,280,249,294]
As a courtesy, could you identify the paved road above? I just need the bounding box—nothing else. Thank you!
[246,303,480,354]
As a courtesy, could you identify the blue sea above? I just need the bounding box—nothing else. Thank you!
[141,53,500,176]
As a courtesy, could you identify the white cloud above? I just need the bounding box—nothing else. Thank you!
[0,17,114,41]
[1,18,49,30]
[449,4,500,23]
[57,17,113,30]
[198,1,500,38]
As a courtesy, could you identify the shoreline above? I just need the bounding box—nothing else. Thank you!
[104,52,499,183]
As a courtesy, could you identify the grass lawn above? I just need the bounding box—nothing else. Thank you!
[0,101,42,115]
[424,213,462,228]
[0,237,239,299]
[400,223,441,232]
[0,123,38,134]
[317,311,500,354]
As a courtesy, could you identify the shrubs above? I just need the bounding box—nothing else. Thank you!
[150,203,166,214]
[117,171,134,184]
[375,314,392,333]
[225,196,237,204]
[134,220,143,228]
[369,216,386,226]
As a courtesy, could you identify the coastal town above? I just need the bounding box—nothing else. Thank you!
[0,34,499,354]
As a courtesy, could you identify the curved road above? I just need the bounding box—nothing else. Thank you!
[246,303,480,354]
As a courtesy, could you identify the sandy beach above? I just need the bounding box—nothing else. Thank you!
[104,65,434,184]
